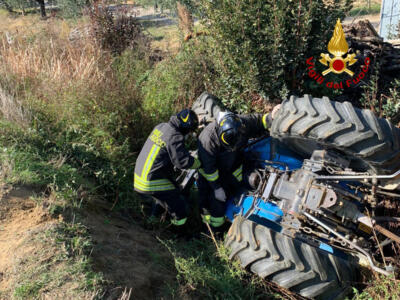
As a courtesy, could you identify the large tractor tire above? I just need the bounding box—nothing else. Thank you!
[191,92,225,125]
[225,216,358,300]
[270,94,400,174]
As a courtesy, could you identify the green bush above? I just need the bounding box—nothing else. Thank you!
[382,79,400,122]
[142,39,216,120]
[196,0,352,109]
[361,70,400,123]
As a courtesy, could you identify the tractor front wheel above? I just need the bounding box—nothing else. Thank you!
[225,216,359,299]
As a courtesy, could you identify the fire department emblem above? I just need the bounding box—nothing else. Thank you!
[319,19,357,76]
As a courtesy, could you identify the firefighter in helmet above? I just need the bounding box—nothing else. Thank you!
[197,105,281,231]
[134,109,200,230]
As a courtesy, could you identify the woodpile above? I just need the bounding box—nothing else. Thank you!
[344,20,400,74]
[333,20,400,106]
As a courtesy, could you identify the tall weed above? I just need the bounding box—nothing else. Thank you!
[142,38,216,120]
[160,237,281,299]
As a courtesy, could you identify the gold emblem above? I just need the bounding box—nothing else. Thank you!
[319,19,357,76]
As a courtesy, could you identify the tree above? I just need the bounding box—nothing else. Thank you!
[36,0,46,17]
[0,0,13,12]
[1,0,46,17]
[196,0,353,108]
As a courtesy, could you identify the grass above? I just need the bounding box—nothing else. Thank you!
[0,23,107,86]
[0,9,77,34]
[159,236,283,299]
[0,181,104,299]
[146,23,181,52]
[0,12,146,299]
[349,0,381,16]
[0,9,212,300]
[0,13,153,209]
[353,275,400,299]
[0,119,92,213]
[11,221,105,299]
[0,8,8,17]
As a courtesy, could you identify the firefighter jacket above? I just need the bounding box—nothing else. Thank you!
[197,113,271,190]
[134,116,197,194]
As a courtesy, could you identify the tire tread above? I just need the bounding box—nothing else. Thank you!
[225,216,357,299]
[191,92,224,125]
[271,94,400,173]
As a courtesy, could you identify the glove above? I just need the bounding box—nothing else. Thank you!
[271,104,281,120]
[214,187,227,202]
[190,158,201,169]
[189,150,198,157]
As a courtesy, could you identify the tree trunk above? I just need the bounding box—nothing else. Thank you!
[35,0,46,18]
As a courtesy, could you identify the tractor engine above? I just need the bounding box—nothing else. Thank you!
[249,150,374,244]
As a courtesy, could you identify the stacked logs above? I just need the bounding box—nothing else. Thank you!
[333,20,400,107]
[344,20,400,74]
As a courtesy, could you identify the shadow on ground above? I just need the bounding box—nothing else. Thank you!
[81,201,178,299]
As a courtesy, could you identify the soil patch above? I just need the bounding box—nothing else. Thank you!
[0,185,178,299]
[81,204,177,299]
[0,186,59,294]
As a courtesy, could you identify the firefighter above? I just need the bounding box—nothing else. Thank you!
[134,109,200,231]
[197,105,281,230]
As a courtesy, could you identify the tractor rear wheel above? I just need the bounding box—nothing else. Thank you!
[191,92,225,125]
[270,95,400,174]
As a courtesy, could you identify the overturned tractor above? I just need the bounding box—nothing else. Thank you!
[188,92,400,299]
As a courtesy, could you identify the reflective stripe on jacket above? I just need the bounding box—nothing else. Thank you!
[134,116,196,193]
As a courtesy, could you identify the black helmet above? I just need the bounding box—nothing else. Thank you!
[217,112,244,151]
[176,109,199,134]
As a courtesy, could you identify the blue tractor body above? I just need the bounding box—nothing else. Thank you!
[225,137,340,255]
[226,137,302,223]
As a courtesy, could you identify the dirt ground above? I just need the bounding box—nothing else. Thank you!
[0,185,177,299]
[0,186,57,293]
[82,204,177,299]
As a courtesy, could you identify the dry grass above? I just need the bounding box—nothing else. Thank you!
[0,21,110,87]
[353,0,381,8]
[177,2,193,35]
[118,288,132,300]
[0,86,30,126]
[0,14,116,126]
[0,11,66,34]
